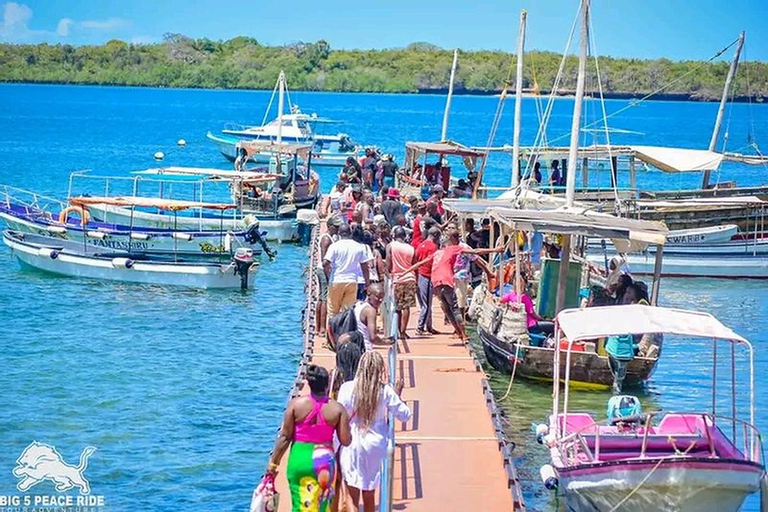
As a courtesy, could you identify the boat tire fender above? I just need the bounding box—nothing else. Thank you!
[112,257,134,269]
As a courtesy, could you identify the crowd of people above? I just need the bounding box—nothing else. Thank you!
[266,162,660,509]
[265,167,508,511]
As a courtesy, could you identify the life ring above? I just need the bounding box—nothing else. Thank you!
[58,205,90,226]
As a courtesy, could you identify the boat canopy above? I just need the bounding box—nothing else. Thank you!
[488,206,668,249]
[236,140,313,159]
[636,195,768,209]
[513,144,768,173]
[405,141,485,172]
[443,190,570,215]
[70,196,237,211]
[557,304,748,344]
[135,167,281,183]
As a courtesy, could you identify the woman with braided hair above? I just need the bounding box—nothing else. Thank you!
[337,351,411,512]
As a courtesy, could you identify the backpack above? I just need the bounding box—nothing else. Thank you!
[328,305,358,349]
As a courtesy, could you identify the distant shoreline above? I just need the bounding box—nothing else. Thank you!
[2,80,764,104]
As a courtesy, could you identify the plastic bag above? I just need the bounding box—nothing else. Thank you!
[249,473,279,512]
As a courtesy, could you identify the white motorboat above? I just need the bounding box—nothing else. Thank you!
[207,72,361,167]
[3,230,258,289]
[541,305,765,512]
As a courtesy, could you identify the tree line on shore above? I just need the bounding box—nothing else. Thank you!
[1,35,766,100]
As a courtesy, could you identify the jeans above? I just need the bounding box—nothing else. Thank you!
[417,275,433,330]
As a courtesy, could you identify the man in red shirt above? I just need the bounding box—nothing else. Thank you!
[430,227,468,340]
[414,227,441,335]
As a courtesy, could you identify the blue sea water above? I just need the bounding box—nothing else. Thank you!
[0,83,767,511]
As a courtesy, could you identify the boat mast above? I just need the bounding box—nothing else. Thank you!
[277,70,285,145]
[702,31,745,189]
[511,10,527,188]
[556,0,589,314]
[441,49,459,141]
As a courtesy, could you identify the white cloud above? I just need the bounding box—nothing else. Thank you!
[0,2,34,39]
[0,2,131,42]
[56,17,72,37]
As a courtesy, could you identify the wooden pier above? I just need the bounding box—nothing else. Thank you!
[271,228,524,510]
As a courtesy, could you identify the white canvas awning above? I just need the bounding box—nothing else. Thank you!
[557,305,747,344]
[489,206,668,246]
[630,145,724,173]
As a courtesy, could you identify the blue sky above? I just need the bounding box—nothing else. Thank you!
[1,0,767,61]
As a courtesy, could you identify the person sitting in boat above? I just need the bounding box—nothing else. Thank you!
[622,281,649,306]
[451,179,472,198]
[606,255,631,301]
[532,161,542,184]
[500,274,554,336]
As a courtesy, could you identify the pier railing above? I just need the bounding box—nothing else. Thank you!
[378,277,398,512]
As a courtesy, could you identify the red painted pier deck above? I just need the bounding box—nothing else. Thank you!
[272,229,524,511]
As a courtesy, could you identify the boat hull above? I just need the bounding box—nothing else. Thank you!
[587,252,768,279]
[3,231,257,289]
[557,458,764,512]
[86,204,299,243]
[478,325,657,390]
[0,207,263,259]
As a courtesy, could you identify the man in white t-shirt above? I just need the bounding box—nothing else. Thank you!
[324,224,372,320]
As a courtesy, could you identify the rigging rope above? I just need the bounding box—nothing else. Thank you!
[546,36,742,147]
[588,12,620,206]
[500,339,520,401]
[519,5,581,183]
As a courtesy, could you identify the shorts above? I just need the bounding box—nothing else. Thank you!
[434,284,462,326]
[394,281,418,311]
[455,280,469,308]
[315,267,328,301]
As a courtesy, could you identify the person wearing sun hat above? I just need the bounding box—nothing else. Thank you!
[381,188,402,227]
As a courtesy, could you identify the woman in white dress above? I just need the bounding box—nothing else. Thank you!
[337,351,411,512]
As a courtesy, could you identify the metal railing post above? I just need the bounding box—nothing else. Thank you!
[379,278,398,512]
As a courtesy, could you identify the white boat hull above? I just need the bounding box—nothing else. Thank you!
[558,459,763,512]
[4,232,257,289]
[86,204,299,243]
[587,252,768,279]
[0,210,263,259]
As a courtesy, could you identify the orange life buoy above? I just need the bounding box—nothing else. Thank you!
[58,205,90,226]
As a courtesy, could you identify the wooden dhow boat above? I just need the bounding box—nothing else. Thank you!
[541,304,766,511]
[463,205,668,391]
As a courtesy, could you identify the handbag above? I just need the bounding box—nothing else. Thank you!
[249,473,280,512]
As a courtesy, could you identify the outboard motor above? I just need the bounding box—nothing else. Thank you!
[244,219,277,261]
[233,247,255,290]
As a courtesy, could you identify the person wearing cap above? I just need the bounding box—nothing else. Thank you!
[427,185,445,217]
[315,215,342,336]
[380,154,399,189]
[381,188,402,227]
[387,226,418,340]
